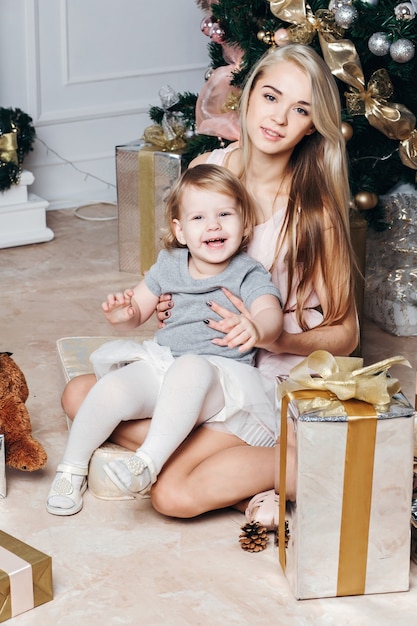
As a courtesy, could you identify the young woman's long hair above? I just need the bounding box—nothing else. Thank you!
[239,44,355,330]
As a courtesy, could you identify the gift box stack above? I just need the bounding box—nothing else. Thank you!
[116,140,183,274]
[276,351,415,600]
[365,192,417,336]
[0,530,53,621]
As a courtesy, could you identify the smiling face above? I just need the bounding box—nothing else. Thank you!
[245,60,315,159]
[173,185,245,277]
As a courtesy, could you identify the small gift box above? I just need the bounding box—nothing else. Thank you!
[0,530,53,621]
[0,436,5,498]
[116,140,184,274]
[276,351,415,600]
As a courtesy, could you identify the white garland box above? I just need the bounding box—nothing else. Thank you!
[0,170,54,248]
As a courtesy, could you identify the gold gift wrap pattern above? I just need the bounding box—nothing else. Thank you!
[116,141,183,274]
[277,351,415,600]
[0,530,53,621]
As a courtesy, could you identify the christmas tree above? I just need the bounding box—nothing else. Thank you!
[149,0,417,227]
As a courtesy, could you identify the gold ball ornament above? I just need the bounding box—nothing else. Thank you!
[257,30,275,46]
[341,122,353,141]
[354,191,378,210]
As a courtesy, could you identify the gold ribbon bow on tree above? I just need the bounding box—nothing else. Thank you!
[268,0,417,170]
[319,38,417,169]
[0,126,18,165]
[277,350,411,412]
[267,0,344,46]
[143,85,187,152]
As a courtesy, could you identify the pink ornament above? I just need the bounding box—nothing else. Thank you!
[209,22,225,44]
[274,28,290,46]
[200,15,215,36]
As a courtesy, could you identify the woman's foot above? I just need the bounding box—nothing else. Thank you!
[46,464,88,516]
[103,451,157,498]
[245,490,279,531]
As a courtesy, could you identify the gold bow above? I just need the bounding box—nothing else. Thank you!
[0,129,18,165]
[142,124,187,152]
[321,35,416,142]
[268,0,343,45]
[277,350,411,411]
[268,0,417,170]
[143,85,187,152]
[399,128,417,170]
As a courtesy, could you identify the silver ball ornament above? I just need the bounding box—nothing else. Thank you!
[390,38,415,63]
[328,0,351,11]
[361,0,379,5]
[368,32,391,56]
[334,4,359,28]
[394,3,416,20]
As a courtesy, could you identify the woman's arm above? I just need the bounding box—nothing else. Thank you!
[266,304,359,356]
[206,288,359,357]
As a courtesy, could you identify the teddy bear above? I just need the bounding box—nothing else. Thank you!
[0,352,47,471]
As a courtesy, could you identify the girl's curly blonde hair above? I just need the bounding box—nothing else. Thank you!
[161,163,256,252]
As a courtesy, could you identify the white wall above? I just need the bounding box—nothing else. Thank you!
[0,0,209,208]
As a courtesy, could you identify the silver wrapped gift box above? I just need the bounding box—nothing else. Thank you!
[116,140,183,274]
[277,352,415,599]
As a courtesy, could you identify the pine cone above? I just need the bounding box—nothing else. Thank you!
[239,521,269,552]
[275,520,290,548]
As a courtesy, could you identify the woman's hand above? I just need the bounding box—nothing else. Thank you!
[156,293,173,328]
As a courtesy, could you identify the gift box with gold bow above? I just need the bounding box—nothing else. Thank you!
[0,530,53,621]
[116,140,184,274]
[276,351,415,600]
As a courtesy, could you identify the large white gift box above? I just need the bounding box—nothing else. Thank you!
[277,352,415,600]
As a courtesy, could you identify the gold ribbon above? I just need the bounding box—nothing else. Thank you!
[321,37,416,142]
[0,130,18,165]
[278,390,377,596]
[321,40,417,168]
[267,0,417,170]
[142,124,187,153]
[268,0,343,45]
[277,351,410,594]
[399,128,417,170]
[277,350,410,411]
[138,146,158,272]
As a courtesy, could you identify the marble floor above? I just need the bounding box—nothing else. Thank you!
[2,206,417,626]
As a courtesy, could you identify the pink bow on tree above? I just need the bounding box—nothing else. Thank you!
[196,40,243,141]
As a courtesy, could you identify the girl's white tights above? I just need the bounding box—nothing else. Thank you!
[50,354,225,507]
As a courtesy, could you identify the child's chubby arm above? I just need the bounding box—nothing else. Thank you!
[101,280,159,330]
[211,290,283,353]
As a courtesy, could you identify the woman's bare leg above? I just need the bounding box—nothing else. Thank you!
[61,374,96,420]
[151,427,274,517]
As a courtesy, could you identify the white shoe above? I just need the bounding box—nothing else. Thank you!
[103,451,157,498]
[46,464,88,516]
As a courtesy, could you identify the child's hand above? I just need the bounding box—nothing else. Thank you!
[101,288,136,324]
[210,312,259,353]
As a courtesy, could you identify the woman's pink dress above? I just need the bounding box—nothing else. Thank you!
[206,145,323,380]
